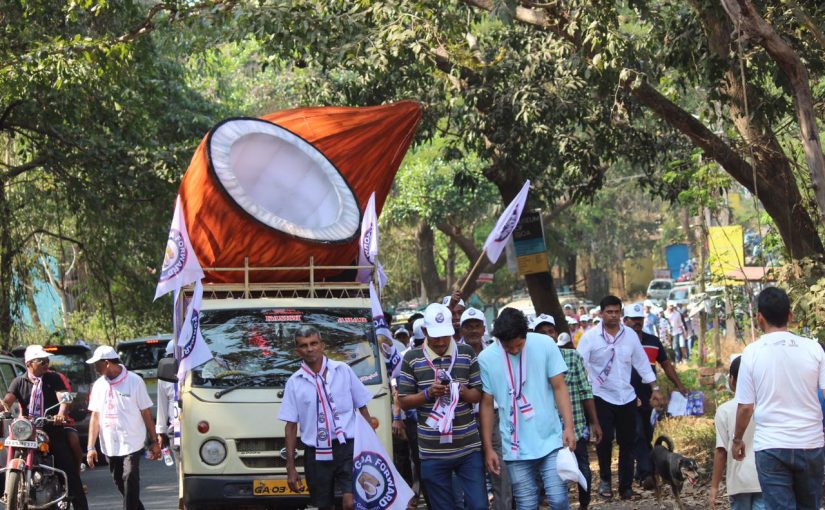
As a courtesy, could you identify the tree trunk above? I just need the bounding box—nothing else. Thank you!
[697,209,708,365]
[0,181,12,349]
[713,311,722,367]
[565,253,576,289]
[720,0,825,226]
[415,221,444,302]
[525,271,569,335]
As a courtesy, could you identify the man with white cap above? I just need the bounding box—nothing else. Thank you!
[624,302,688,489]
[4,345,89,510]
[459,307,487,354]
[397,302,485,510]
[529,314,558,340]
[444,292,467,341]
[411,318,426,348]
[86,345,160,510]
[156,341,178,465]
[541,315,602,509]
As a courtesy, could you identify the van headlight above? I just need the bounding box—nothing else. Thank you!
[200,439,226,466]
[11,419,33,440]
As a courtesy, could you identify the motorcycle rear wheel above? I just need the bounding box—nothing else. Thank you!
[3,470,25,510]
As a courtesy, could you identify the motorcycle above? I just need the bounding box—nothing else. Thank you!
[1,393,74,509]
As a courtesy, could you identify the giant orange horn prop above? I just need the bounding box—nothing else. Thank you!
[178,101,422,283]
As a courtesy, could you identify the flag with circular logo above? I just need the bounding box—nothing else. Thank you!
[154,195,204,300]
[356,192,388,289]
[482,180,531,264]
[353,414,414,510]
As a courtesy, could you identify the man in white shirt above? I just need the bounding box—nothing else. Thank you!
[279,326,374,510]
[85,345,160,510]
[156,342,177,463]
[577,295,663,501]
[732,287,825,509]
[668,303,688,363]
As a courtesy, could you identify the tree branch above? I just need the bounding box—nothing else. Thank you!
[0,158,47,181]
[10,229,84,260]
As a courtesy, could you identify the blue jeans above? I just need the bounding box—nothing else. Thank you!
[754,447,824,510]
[729,492,766,510]
[421,451,487,510]
[506,448,569,510]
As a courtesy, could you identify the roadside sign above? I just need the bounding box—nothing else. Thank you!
[512,209,549,276]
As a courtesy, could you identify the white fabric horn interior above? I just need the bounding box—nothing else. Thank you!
[209,119,360,242]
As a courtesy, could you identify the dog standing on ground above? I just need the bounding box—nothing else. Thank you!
[651,435,700,509]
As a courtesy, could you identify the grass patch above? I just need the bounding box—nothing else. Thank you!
[655,416,717,472]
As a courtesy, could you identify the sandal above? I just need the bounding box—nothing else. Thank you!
[598,480,613,499]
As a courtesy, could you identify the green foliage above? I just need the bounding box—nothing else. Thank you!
[777,257,825,342]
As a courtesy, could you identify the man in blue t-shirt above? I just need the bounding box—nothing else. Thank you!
[478,308,576,509]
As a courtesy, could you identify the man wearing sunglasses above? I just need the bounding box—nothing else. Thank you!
[3,345,89,510]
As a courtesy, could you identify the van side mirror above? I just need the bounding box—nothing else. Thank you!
[157,357,178,383]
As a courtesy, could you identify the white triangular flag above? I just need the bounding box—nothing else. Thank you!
[154,195,204,300]
[353,414,414,510]
[356,192,387,288]
[176,280,212,383]
[482,180,531,264]
[370,282,400,380]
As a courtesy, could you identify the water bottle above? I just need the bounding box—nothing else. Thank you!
[162,447,174,467]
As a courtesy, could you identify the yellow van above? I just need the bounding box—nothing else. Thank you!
[160,275,393,510]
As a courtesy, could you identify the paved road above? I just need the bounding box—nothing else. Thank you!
[83,457,178,510]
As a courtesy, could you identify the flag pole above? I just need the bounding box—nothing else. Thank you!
[459,248,488,294]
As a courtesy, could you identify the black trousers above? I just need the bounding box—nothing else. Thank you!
[574,437,592,508]
[108,449,146,510]
[594,397,638,493]
[47,426,88,510]
[633,406,655,481]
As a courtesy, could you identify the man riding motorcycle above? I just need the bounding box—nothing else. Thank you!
[3,345,89,510]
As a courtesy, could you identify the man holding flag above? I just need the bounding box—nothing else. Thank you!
[279,326,375,510]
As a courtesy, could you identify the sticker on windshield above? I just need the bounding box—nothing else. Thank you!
[264,314,302,322]
[338,317,368,323]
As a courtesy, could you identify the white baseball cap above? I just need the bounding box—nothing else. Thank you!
[590,307,600,315]
[423,303,455,338]
[394,327,410,338]
[441,296,466,308]
[557,332,572,347]
[556,447,588,489]
[460,307,485,326]
[580,314,591,322]
[624,302,645,318]
[565,316,578,325]
[24,345,53,364]
[86,345,119,364]
[412,318,426,340]
[529,314,556,330]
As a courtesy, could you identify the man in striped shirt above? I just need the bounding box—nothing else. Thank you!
[398,302,485,510]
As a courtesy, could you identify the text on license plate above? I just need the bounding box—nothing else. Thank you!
[253,479,309,496]
[4,439,37,448]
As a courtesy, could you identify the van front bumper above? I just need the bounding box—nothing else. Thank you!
[183,475,310,507]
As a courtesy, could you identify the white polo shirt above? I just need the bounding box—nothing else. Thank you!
[735,331,825,451]
[278,359,374,447]
[576,324,656,405]
[88,368,153,457]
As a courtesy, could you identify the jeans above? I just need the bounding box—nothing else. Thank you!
[595,397,637,493]
[754,447,824,510]
[506,448,569,510]
[420,451,487,510]
[574,438,592,508]
[634,406,655,481]
[108,449,146,510]
[729,492,766,510]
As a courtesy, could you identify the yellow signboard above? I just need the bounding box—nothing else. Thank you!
[516,253,549,275]
[708,225,744,283]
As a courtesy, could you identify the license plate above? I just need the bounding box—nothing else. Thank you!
[252,479,309,496]
[4,439,37,448]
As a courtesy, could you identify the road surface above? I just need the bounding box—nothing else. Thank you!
[83,457,177,510]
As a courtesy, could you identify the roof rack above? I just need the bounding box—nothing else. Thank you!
[197,257,372,300]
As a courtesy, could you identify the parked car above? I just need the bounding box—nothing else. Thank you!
[667,282,697,308]
[116,335,171,411]
[10,344,94,446]
[0,354,25,409]
[646,279,674,304]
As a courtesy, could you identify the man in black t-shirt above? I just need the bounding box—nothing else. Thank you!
[3,345,89,510]
[624,304,688,489]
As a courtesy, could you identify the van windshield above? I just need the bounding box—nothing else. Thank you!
[192,307,381,388]
[670,288,690,300]
[649,281,672,290]
[119,341,170,371]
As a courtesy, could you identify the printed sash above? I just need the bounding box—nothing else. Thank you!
[103,366,130,426]
[301,357,346,461]
[594,325,626,386]
[28,374,44,417]
[501,341,535,456]
[423,343,460,443]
